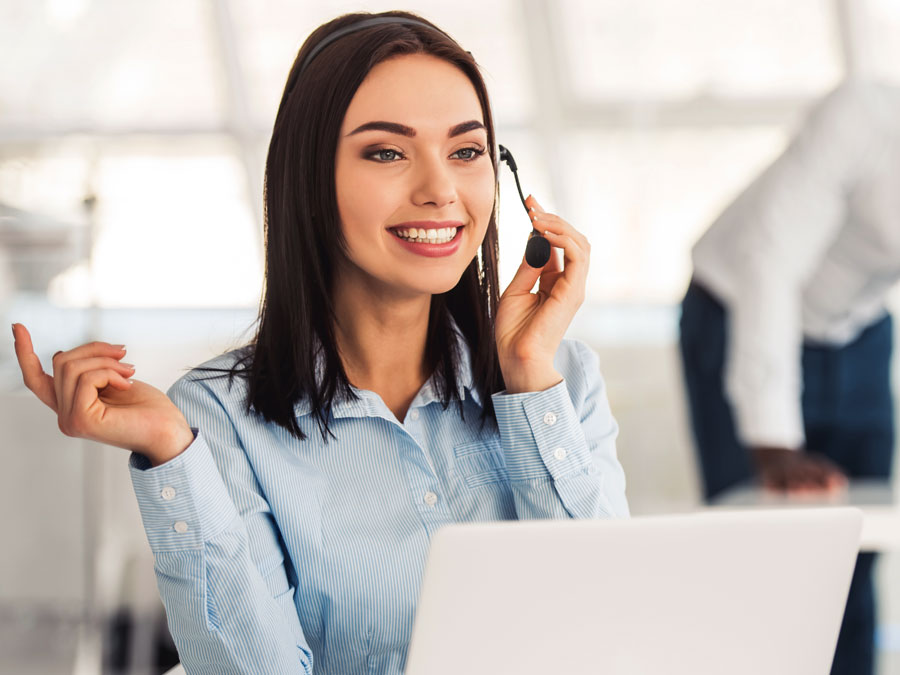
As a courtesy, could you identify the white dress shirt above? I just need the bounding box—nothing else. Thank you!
[691,78,900,450]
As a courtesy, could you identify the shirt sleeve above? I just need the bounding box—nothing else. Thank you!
[490,339,629,519]
[715,80,882,449]
[128,376,313,674]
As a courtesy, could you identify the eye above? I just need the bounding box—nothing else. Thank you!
[452,146,486,162]
[367,148,405,163]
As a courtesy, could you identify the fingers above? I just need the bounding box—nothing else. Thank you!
[502,195,550,295]
[826,470,848,490]
[806,457,847,493]
[532,206,564,293]
[505,195,590,304]
[65,368,133,437]
[793,458,846,493]
[12,322,129,424]
[52,340,127,370]
[760,455,847,495]
[535,227,588,303]
[58,356,136,419]
[533,213,591,259]
[526,195,591,252]
[504,253,545,297]
[12,323,58,412]
[526,197,590,283]
[52,341,127,410]
[524,194,544,215]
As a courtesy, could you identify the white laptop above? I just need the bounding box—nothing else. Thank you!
[404,508,862,675]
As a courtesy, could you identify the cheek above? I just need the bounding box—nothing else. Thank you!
[466,163,497,227]
[336,165,395,239]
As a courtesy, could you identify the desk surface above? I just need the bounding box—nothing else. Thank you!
[711,480,900,552]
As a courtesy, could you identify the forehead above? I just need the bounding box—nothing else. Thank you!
[341,53,485,135]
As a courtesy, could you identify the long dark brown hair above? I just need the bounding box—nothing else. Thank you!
[194,10,505,442]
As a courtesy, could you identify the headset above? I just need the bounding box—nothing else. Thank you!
[299,16,553,269]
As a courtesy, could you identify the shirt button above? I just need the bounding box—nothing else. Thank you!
[543,412,557,426]
[160,486,176,501]
[553,447,567,461]
[410,409,420,421]
[173,521,189,533]
[423,491,438,507]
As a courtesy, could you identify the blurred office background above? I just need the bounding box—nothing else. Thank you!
[2,0,900,672]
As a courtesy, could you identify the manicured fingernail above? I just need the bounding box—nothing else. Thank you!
[121,362,135,370]
[112,344,126,350]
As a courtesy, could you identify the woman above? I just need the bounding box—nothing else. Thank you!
[13,11,628,674]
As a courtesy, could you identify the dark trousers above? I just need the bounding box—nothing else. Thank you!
[679,280,895,675]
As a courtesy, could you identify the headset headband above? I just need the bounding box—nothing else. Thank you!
[298,17,453,76]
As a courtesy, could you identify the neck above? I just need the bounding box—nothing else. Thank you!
[332,274,432,397]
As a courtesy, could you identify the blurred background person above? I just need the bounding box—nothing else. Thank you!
[680,78,900,675]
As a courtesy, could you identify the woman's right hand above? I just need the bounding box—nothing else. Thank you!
[12,323,195,466]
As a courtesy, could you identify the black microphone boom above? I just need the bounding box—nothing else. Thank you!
[498,144,552,268]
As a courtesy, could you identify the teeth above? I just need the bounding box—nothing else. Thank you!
[394,227,458,244]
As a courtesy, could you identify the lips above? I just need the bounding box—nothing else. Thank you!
[389,222,464,257]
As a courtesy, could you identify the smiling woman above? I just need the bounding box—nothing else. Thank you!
[239,14,507,440]
[11,9,628,675]
[335,54,495,306]
[343,114,489,252]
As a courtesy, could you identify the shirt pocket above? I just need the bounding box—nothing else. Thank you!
[453,439,509,489]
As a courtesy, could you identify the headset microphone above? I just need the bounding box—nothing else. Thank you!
[498,144,551,268]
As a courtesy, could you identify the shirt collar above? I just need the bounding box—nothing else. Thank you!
[293,315,482,419]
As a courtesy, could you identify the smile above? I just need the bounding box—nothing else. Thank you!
[388,223,464,258]
[392,226,459,244]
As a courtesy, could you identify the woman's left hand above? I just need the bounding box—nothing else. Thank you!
[494,195,590,394]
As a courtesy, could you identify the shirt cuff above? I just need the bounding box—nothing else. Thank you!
[491,379,591,482]
[129,429,239,552]
[733,397,806,450]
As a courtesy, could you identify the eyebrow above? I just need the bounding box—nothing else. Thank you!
[346,120,486,138]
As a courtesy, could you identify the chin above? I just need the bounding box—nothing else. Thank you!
[404,273,464,297]
[422,281,460,296]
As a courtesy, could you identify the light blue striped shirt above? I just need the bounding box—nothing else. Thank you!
[129,329,628,674]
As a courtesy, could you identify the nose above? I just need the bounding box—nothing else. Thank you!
[411,154,457,208]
